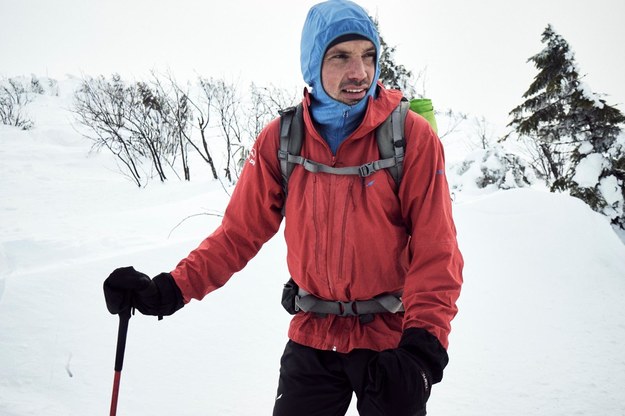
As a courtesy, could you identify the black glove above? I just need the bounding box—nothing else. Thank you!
[365,328,448,416]
[103,266,184,318]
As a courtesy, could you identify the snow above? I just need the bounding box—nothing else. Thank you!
[577,140,593,155]
[571,153,606,188]
[579,81,605,109]
[1,82,625,415]
[599,175,624,209]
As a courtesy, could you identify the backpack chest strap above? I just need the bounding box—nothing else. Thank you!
[278,150,402,178]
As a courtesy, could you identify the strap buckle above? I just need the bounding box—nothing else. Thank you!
[358,162,376,177]
[337,300,357,317]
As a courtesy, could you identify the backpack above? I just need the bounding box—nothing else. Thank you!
[277,99,411,210]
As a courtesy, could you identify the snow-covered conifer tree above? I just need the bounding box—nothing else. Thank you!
[509,24,625,229]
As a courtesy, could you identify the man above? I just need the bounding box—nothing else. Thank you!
[103,1,463,415]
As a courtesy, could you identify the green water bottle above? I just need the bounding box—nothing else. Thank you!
[409,98,438,134]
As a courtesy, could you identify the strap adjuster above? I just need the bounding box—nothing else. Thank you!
[277,149,289,161]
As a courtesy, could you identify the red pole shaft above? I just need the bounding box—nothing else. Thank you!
[110,371,122,416]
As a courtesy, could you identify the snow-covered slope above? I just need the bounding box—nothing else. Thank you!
[1,83,624,415]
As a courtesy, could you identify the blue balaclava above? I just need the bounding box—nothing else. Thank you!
[300,0,381,154]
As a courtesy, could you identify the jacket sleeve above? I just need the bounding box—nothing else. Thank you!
[398,112,464,350]
[170,118,285,303]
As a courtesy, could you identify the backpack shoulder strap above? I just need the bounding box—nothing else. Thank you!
[375,98,410,186]
[278,103,304,200]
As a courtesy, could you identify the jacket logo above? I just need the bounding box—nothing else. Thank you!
[247,148,257,166]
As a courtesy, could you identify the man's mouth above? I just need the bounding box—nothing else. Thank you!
[336,81,370,104]
[341,87,367,101]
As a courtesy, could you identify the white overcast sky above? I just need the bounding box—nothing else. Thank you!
[1,0,624,130]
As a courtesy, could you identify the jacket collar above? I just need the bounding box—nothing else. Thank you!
[303,84,404,151]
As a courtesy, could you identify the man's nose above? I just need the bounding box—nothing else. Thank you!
[346,58,367,80]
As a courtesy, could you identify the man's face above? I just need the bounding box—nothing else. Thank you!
[321,39,376,105]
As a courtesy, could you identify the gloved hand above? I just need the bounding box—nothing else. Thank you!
[103,266,184,318]
[365,328,448,416]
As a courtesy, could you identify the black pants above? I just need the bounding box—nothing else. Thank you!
[272,341,427,416]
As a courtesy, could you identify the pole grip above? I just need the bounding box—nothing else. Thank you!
[114,309,131,372]
[110,308,131,416]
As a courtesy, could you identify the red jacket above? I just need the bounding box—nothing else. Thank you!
[171,86,463,353]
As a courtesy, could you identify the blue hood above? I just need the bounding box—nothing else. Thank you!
[300,0,381,153]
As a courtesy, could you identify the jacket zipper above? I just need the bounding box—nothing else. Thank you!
[312,176,321,275]
[325,173,337,299]
[337,180,354,281]
[335,110,349,155]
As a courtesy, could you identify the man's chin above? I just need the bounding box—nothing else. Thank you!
[342,91,367,104]
[337,95,365,106]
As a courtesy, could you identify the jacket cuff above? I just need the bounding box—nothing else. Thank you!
[399,327,449,384]
[152,272,185,316]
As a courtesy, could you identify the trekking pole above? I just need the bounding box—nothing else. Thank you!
[110,308,131,416]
